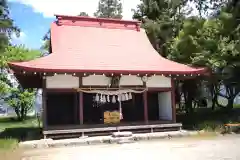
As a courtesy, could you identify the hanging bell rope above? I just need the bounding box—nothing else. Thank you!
[75,88,148,95]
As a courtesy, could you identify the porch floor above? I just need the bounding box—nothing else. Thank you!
[43,121,182,138]
[45,120,173,130]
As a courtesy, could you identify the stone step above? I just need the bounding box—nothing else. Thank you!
[115,137,135,144]
[112,131,133,138]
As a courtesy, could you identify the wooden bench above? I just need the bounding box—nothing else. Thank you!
[224,123,240,133]
[43,123,182,139]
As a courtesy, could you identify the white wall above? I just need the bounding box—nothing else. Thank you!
[158,92,172,121]
[82,75,171,88]
[120,75,143,86]
[147,75,171,88]
[45,74,172,89]
[82,75,110,86]
[46,75,79,88]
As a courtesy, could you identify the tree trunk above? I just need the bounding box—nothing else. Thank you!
[227,98,234,110]
[211,95,217,110]
[14,107,21,121]
[182,79,197,114]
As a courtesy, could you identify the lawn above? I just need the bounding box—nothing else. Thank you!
[0,117,42,150]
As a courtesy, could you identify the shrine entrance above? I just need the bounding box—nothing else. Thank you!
[46,91,79,126]
[83,92,144,125]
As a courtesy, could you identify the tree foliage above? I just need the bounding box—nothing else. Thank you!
[0,1,40,121]
[133,0,240,112]
[79,12,89,16]
[133,0,188,57]
[94,0,123,19]
[0,45,41,120]
[41,29,51,52]
[6,87,36,121]
[0,0,20,53]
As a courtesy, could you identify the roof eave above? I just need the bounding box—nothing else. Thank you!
[8,62,208,75]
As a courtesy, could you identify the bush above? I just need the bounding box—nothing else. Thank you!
[197,121,224,132]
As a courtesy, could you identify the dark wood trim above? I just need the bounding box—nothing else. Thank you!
[46,88,77,92]
[45,87,171,92]
[143,92,148,123]
[74,91,78,123]
[147,87,172,92]
[143,82,148,123]
[79,76,84,125]
[42,77,47,130]
[171,79,176,123]
[79,85,144,88]
[75,86,171,92]
[79,92,83,124]
[43,121,182,137]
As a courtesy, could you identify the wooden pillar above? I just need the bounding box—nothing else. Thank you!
[74,92,78,123]
[79,76,84,124]
[79,92,83,124]
[171,79,176,123]
[42,77,47,130]
[143,91,148,123]
[143,80,148,124]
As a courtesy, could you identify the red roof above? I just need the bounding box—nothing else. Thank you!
[9,15,206,75]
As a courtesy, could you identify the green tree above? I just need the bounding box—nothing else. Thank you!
[0,46,41,120]
[94,0,123,19]
[40,29,51,53]
[79,12,89,16]
[0,0,20,53]
[132,0,240,112]
[6,87,36,121]
[133,0,188,57]
[169,11,240,110]
[0,0,21,94]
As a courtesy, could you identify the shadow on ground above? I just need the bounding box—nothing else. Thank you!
[0,127,43,142]
[177,108,240,133]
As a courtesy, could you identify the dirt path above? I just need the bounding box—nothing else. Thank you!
[22,135,240,160]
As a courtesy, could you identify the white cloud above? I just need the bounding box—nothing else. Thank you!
[10,0,141,20]
[11,31,26,45]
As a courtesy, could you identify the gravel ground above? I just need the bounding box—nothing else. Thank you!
[22,135,240,160]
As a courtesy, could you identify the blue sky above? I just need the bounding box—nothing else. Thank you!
[9,2,54,49]
[8,0,142,50]
[8,0,198,50]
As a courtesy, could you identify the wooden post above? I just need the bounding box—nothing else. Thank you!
[143,91,148,123]
[79,92,83,124]
[171,79,176,123]
[42,77,47,130]
[79,76,83,124]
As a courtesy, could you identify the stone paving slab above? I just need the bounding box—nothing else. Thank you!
[19,130,199,149]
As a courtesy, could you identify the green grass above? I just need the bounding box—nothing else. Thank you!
[0,117,40,131]
[0,117,42,150]
[234,104,240,108]
[0,139,18,150]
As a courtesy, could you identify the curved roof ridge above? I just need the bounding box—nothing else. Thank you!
[55,15,141,31]
[55,14,141,25]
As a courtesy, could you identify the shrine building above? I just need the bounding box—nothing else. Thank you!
[8,15,206,138]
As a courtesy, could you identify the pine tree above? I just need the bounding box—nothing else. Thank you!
[79,12,89,16]
[0,0,20,53]
[94,0,123,19]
